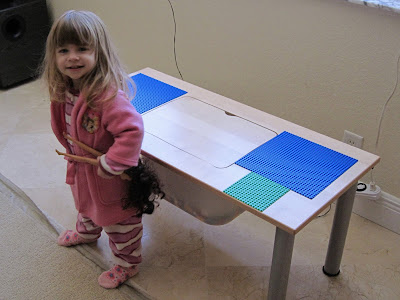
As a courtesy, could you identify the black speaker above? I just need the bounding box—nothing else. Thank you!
[0,0,50,88]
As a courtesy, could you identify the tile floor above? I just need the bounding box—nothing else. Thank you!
[1,79,400,300]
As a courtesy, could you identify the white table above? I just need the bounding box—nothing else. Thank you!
[133,68,380,300]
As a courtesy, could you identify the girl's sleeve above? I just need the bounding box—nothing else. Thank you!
[100,92,144,168]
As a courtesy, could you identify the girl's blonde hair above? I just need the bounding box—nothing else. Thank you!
[41,10,135,107]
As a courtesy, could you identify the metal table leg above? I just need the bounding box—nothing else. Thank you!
[323,184,357,276]
[267,227,295,300]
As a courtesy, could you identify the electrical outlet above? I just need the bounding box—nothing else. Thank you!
[343,130,364,148]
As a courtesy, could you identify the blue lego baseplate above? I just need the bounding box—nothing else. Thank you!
[130,73,187,114]
[235,131,358,199]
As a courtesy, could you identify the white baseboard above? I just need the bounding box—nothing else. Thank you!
[353,191,400,235]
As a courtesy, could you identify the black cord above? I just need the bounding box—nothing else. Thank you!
[317,204,331,218]
[167,0,183,80]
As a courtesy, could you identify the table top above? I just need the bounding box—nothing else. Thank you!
[133,68,380,235]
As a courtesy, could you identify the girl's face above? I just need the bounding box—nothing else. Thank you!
[55,44,96,89]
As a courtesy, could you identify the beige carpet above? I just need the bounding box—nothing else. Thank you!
[0,173,151,300]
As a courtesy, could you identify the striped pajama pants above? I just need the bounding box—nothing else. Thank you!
[76,213,143,267]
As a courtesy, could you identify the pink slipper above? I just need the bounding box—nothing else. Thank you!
[98,265,139,289]
[57,230,98,247]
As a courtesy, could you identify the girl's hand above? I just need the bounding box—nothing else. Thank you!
[97,156,114,179]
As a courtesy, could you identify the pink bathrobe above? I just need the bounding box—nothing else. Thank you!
[51,90,144,226]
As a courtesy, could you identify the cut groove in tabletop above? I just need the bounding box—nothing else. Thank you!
[143,96,277,168]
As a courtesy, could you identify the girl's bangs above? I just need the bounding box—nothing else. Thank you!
[54,17,94,47]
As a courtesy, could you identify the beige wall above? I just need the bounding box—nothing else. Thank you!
[48,0,400,198]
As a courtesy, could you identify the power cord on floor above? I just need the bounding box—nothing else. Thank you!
[167,0,183,80]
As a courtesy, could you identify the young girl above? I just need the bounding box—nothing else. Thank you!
[41,10,157,289]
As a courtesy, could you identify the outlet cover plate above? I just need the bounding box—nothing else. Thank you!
[343,130,364,148]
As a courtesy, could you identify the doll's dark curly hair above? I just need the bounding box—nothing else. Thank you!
[121,159,164,216]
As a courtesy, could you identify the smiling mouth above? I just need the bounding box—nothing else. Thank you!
[67,66,84,69]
